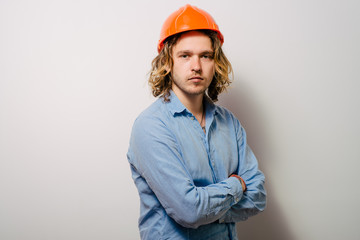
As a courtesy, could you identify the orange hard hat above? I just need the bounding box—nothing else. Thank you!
[157,4,224,52]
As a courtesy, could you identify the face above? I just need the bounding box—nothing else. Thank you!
[170,31,215,100]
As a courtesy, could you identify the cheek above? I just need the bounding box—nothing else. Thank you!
[173,62,188,75]
[171,64,184,81]
[207,63,215,76]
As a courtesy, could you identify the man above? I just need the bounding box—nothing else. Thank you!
[127,4,266,240]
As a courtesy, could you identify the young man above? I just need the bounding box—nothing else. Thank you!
[127,4,266,240]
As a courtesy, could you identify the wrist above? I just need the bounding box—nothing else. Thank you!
[230,174,247,192]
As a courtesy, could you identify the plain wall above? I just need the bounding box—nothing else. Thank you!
[1,0,359,239]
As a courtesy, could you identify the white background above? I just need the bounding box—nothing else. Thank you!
[1,0,359,239]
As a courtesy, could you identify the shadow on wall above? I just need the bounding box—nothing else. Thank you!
[218,81,295,240]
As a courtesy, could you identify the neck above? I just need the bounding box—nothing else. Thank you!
[173,91,204,116]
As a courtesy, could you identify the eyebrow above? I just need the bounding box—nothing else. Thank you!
[176,50,214,55]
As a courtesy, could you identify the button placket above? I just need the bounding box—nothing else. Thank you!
[189,114,206,135]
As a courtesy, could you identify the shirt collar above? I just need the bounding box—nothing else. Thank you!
[204,95,217,116]
[166,90,217,116]
[167,91,187,115]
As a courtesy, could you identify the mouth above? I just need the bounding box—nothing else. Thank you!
[188,76,203,81]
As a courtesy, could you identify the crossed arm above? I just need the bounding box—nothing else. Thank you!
[128,116,266,229]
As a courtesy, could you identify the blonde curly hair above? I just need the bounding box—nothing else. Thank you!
[148,30,233,102]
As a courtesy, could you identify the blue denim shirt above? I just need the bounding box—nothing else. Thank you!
[127,92,266,240]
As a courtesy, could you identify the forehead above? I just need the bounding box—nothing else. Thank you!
[173,31,213,52]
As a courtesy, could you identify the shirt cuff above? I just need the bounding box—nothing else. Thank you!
[218,177,243,223]
[228,175,244,203]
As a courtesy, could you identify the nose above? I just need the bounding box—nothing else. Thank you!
[191,56,202,73]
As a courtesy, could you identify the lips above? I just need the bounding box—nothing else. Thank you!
[188,76,203,81]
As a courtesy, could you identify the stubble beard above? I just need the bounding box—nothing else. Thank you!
[172,78,208,97]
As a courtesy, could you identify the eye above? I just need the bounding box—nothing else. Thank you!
[180,54,189,59]
[201,54,213,59]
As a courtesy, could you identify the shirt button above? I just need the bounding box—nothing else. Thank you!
[235,197,239,203]
[190,117,195,120]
